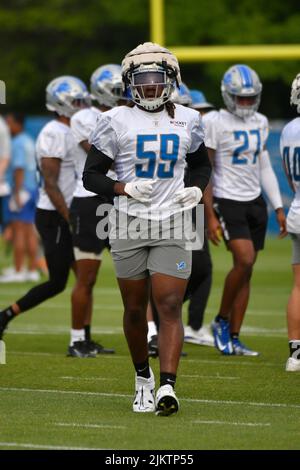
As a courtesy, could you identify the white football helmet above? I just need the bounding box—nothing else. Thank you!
[122,42,181,111]
[290,73,300,113]
[46,76,91,117]
[170,82,192,106]
[90,64,125,108]
[221,64,262,119]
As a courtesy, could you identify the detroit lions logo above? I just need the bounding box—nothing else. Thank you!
[176,261,186,271]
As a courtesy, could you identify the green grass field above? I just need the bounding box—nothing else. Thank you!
[0,237,298,450]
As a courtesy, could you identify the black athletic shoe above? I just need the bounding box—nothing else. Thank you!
[0,312,9,340]
[148,335,159,358]
[88,340,115,355]
[67,341,97,358]
[148,335,187,358]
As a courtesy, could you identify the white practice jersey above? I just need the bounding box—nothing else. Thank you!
[280,117,300,234]
[71,106,102,198]
[90,104,204,220]
[0,115,10,160]
[36,120,76,210]
[203,109,269,201]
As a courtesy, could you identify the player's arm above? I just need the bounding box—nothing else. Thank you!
[201,147,222,245]
[260,149,287,238]
[0,158,9,180]
[13,168,24,209]
[41,157,70,222]
[185,142,212,192]
[80,140,91,154]
[83,144,125,196]
[83,145,154,202]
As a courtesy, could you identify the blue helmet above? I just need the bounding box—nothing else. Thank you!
[171,82,192,106]
[221,64,262,119]
[46,76,91,117]
[190,89,214,110]
[90,64,126,108]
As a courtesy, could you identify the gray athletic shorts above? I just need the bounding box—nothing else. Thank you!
[290,233,300,265]
[109,211,192,280]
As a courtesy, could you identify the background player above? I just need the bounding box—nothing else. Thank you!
[69,64,126,355]
[0,76,92,359]
[204,64,286,355]
[280,72,300,371]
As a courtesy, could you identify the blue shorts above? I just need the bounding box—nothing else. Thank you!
[3,189,38,224]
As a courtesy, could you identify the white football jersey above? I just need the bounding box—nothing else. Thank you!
[36,120,76,211]
[280,117,300,233]
[203,109,269,201]
[90,104,204,220]
[71,106,102,198]
[0,115,10,160]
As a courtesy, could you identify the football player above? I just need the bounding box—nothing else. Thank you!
[280,73,300,371]
[69,64,126,356]
[147,82,214,352]
[204,64,287,355]
[83,42,211,415]
[0,76,93,358]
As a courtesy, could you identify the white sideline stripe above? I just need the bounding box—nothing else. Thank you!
[55,422,126,430]
[182,374,239,380]
[0,441,105,450]
[60,376,118,381]
[5,326,286,338]
[8,350,278,367]
[193,420,270,427]
[10,351,124,359]
[1,386,300,410]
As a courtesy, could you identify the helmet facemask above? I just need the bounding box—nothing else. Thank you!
[222,91,261,119]
[127,64,175,111]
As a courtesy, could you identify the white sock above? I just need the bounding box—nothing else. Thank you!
[147,321,158,342]
[70,329,85,346]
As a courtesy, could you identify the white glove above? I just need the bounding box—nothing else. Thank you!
[124,180,155,203]
[173,187,202,209]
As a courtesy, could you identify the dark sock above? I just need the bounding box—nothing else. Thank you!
[160,372,176,388]
[84,325,91,342]
[134,360,150,379]
[0,307,15,325]
[215,314,228,323]
[289,340,300,359]
[231,332,239,340]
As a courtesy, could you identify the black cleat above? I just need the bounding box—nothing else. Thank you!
[67,341,97,358]
[0,312,9,340]
[88,340,115,355]
[148,335,159,358]
[148,335,187,358]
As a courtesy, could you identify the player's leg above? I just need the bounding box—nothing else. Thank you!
[0,209,73,339]
[111,237,155,412]
[230,195,268,355]
[286,234,300,371]
[118,275,156,412]
[184,237,214,346]
[69,196,114,355]
[11,220,27,273]
[148,242,191,416]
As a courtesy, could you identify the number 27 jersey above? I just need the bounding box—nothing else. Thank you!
[203,109,269,201]
[90,104,204,219]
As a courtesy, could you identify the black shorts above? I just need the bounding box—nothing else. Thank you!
[213,195,268,251]
[35,208,74,264]
[70,196,110,255]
